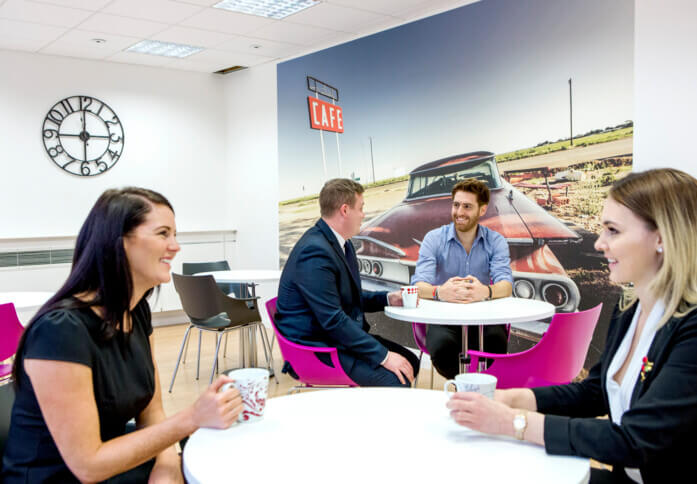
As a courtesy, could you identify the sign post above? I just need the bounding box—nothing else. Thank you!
[307,76,342,179]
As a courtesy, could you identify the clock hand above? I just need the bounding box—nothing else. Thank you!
[82,109,87,161]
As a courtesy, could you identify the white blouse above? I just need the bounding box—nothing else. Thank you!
[605,299,665,484]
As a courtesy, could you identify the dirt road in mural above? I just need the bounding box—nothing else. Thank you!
[279,138,633,266]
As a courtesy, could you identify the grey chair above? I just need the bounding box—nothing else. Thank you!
[168,274,274,392]
[182,260,251,298]
[179,261,272,371]
[1,381,15,462]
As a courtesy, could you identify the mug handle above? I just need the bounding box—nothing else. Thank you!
[443,379,457,395]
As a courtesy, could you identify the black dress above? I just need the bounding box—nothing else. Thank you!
[1,299,156,483]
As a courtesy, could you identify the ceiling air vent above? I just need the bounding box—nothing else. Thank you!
[214,65,248,75]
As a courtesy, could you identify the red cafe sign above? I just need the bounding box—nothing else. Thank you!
[307,96,343,133]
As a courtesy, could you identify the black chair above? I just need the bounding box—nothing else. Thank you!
[168,274,273,392]
[180,260,266,367]
[1,381,15,463]
[182,260,252,298]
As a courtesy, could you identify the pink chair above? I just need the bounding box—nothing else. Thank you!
[265,298,357,394]
[467,303,602,389]
[411,323,434,389]
[1,303,25,381]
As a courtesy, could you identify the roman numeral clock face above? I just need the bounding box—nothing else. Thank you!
[42,95,124,176]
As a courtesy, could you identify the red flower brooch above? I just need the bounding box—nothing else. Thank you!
[640,356,654,381]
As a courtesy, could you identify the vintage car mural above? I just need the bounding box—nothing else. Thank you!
[354,151,582,312]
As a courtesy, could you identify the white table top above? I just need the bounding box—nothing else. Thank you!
[385,297,555,326]
[0,291,53,311]
[0,291,54,325]
[183,388,589,484]
[197,269,282,283]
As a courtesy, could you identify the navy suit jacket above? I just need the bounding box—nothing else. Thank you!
[276,219,389,368]
[533,302,697,483]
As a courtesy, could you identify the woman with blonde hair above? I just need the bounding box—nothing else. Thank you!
[446,168,697,483]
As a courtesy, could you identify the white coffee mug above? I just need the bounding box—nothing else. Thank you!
[222,368,269,422]
[401,285,419,309]
[443,373,497,399]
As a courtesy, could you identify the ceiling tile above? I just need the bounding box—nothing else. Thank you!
[287,2,392,33]
[0,17,66,43]
[151,25,234,48]
[40,29,141,59]
[107,50,176,67]
[179,7,275,35]
[30,0,112,10]
[77,13,169,38]
[401,0,480,21]
[250,20,340,46]
[171,0,217,5]
[325,0,432,17]
[0,0,93,28]
[187,47,273,67]
[215,34,300,58]
[103,0,204,24]
[0,34,52,52]
[164,59,219,73]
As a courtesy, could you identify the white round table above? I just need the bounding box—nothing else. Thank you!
[198,270,282,285]
[385,297,555,372]
[183,388,589,484]
[0,291,54,325]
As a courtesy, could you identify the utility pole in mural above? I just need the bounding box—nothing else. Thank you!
[569,77,574,146]
[306,76,342,179]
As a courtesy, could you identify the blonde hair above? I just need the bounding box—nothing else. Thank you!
[610,168,697,327]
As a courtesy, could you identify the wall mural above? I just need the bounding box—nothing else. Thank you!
[277,0,634,368]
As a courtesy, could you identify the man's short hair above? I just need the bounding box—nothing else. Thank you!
[451,178,490,206]
[319,178,365,217]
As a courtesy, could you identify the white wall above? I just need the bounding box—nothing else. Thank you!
[634,0,697,176]
[0,49,231,238]
[222,62,279,270]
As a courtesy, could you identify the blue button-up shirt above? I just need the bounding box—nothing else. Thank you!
[411,223,513,286]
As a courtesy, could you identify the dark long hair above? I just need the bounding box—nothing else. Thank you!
[12,187,174,385]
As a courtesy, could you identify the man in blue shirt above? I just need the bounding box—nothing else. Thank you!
[412,178,513,378]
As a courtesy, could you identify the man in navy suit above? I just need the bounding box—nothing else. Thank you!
[276,178,419,386]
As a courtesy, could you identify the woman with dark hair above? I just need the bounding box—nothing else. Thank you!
[445,168,697,483]
[1,187,243,483]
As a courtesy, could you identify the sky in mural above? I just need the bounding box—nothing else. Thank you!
[277,0,634,200]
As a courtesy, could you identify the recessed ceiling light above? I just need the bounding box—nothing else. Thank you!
[91,38,107,44]
[126,40,203,58]
[213,0,319,20]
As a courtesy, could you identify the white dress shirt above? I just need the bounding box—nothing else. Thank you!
[606,299,665,484]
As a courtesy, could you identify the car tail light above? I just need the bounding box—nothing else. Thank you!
[372,262,383,277]
[361,259,371,274]
[542,283,569,308]
[514,280,535,299]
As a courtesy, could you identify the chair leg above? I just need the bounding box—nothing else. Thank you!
[430,364,434,390]
[259,324,278,384]
[223,333,229,358]
[182,327,192,364]
[239,327,247,368]
[210,332,224,384]
[414,351,423,388]
[168,325,193,393]
[196,329,202,380]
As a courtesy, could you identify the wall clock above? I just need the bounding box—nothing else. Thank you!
[42,95,125,176]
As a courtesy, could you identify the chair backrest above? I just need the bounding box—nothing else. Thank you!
[182,260,248,298]
[265,298,356,387]
[411,323,428,354]
[172,274,260,326]
[533,303,603,383]
[182,260,230,275]
[480,303,603,388]
[0,381,15,460]
[1,303,24,361]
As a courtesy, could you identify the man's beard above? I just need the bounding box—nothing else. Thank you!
[454,214,479,233]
